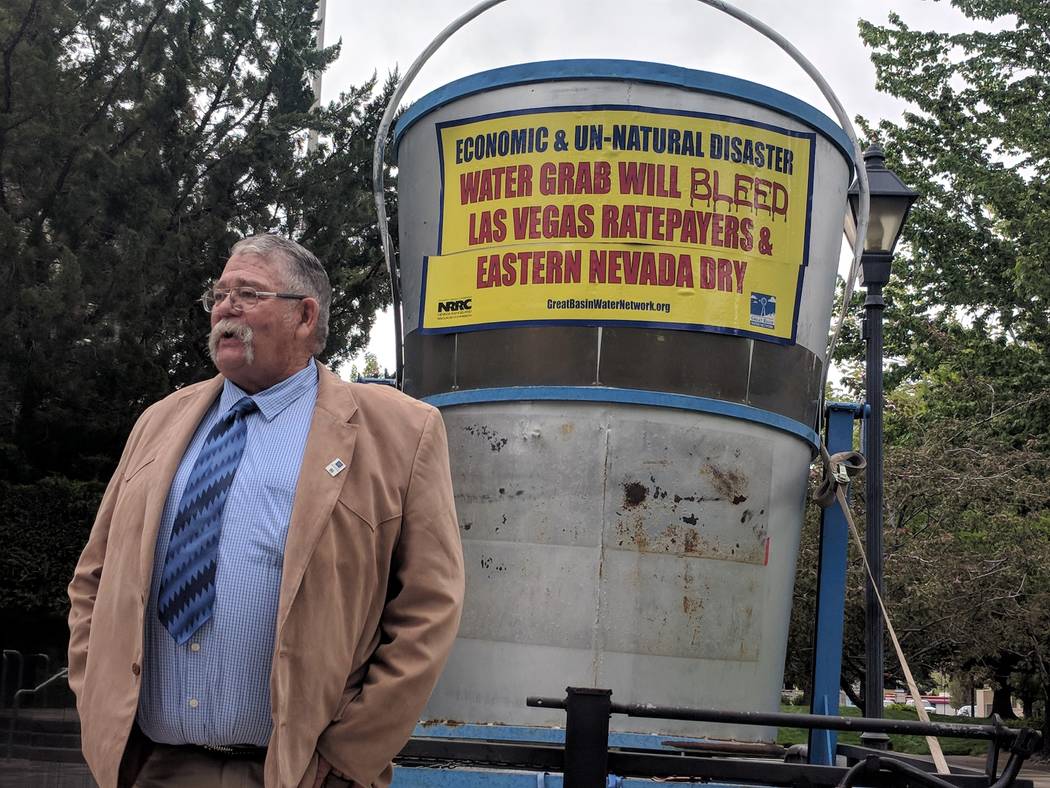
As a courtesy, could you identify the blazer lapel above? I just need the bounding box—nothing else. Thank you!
[138,375,225,596]
[275,363,359,638]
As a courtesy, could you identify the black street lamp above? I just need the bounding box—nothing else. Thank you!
[845,145,918,733]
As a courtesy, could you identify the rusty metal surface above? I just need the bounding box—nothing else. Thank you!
[424,402,811,742]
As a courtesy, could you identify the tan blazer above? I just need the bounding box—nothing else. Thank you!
[68,362,464,788]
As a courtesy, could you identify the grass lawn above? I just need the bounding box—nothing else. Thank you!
[776,704,1008,757]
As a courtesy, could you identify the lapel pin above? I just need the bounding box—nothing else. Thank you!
[326,458,346,477]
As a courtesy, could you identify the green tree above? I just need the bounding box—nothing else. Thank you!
[0,0,396,484]
[346,351,384,381]
[877,380,1050,720]
[855,0,1050,734]
[0,0,397,653]
[855,0,1049,437]
[789,3,1050,751]
[361,351,381,378]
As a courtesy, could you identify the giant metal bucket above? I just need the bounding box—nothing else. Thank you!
[393,60,852,741]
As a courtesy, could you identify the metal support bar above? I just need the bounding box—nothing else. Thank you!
[1,650,23,708]
[809,402,863,765]
[7,667,68,759]
[862,277,891,750]
[563,687,612,788]
[2,650,23,758]
[528,696,1028,743]
[987,738,1002,781]
[401,691,1040,788]
[863,283,886,704]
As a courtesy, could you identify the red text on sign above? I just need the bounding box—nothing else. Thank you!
[617,162,682,198]
[698,256,748,293]
[588,250,694,289]
[538,161,612,195]
[690,169,789,218]
[460,165,534,205]
[476,250,583,287]
[511,204,595,241]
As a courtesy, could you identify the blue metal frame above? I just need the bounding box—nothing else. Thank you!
[397,723,743,786]
[423,385,820,450]
[394,771,560,787]
[393,770,745,787]
[393,770,750,787]
[807,402,863,765]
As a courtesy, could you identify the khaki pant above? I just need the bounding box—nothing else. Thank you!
[133,744,265,788]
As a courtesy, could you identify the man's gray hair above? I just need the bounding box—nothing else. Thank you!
[231,234,332,355]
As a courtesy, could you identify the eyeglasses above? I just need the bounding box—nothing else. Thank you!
[201,286,307,313]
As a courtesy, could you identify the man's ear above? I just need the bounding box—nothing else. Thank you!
[297,297,320,338]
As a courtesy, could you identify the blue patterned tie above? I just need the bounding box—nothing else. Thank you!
[158,396,257,644]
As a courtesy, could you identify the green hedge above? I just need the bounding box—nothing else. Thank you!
[0,477,105,616]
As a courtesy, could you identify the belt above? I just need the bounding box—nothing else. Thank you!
[187,743,268,760]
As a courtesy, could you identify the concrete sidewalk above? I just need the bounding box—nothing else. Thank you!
[0,759,94,787]
[943,755,1050,788]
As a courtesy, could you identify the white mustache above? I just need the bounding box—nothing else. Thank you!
[209,319,254,366]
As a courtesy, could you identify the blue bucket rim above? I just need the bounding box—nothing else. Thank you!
[393,58,854,172]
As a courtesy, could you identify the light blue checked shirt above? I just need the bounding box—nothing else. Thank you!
[137,362,318,746]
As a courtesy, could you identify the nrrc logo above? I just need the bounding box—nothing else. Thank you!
[437,298,472,314]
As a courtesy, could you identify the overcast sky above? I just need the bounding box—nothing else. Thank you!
[325,0,994,375]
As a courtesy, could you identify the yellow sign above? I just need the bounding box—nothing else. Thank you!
[422,107,815,342]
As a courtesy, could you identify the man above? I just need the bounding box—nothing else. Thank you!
[68,234,464,788]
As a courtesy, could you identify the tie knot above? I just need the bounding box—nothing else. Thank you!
[230,396,257,419]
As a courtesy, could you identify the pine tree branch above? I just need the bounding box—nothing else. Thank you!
[78,5,165,136]
[189,2,262,151]
[107,123,145,156]
[52,0,102,47]
[31,2,167,240]
[168,68,276,226]
[1,0,39,114]
[0,0,41,211]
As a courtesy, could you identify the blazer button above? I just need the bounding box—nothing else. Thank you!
[131,663,141,676]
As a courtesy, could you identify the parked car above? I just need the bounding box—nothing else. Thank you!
[905,699,937,715]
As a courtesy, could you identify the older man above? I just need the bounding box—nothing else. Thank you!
[68,234,464,788]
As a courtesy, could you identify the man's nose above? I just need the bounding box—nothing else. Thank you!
[213,293,244,318]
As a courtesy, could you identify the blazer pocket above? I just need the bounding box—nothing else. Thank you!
[123,455,156,483]
[335,496,381,533]
[331,686,363,721]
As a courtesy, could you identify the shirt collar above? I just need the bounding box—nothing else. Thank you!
[220,361,318,423]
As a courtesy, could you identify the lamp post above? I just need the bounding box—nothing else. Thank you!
[845,145,917,735]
